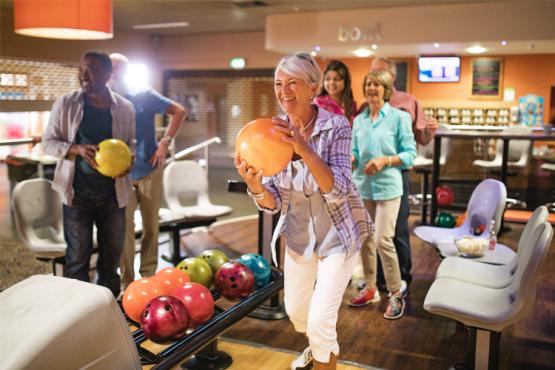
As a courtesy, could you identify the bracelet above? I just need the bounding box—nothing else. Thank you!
[160,135,173,146]
[387,156,392,167]
[247,188,265,200]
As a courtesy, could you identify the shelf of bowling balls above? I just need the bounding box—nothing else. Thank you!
[126,267,284,370]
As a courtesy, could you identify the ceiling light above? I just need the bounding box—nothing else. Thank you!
[433,43,440,48]
[353,48,372,58]
[371,44,378,50]
[133,22,189,30]
[14,0,113,40]
[466,45,487,54]
[501,40,507,46]
[310,51,317,57]
[230,57,246,70]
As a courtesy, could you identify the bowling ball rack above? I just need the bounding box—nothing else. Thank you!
[129,267,284,370]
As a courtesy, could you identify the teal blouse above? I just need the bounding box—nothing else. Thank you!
[352,103,416,201]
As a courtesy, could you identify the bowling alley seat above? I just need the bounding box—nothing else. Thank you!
[423,221,553,370]
[540,163,555,212]
[434,206,548,288]
[0,275,141,370]
[411,124,451,223]
[11,178,66,275]
[473,125,532,209]
[163,160,232,219]
[414,179,506,249]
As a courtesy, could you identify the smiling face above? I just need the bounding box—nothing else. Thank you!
[323,70,345,99]
[364,77,385,105]
[79,56,111,95]
[274,69,317,116]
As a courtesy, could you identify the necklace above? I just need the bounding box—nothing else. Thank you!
[301,110,317,131]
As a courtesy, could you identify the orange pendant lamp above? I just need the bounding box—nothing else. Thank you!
[14,0,113,40]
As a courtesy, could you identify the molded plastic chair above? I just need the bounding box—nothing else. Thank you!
[11,178,66,275]
[472,125,532,170]
[435,206,549,287]
[423,222,553,370]
[414,179,507,245]
[541,163,555,212]
[0,275,141,370]
[163,160,232,219]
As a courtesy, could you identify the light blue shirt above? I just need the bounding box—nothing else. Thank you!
[352,103,416,201]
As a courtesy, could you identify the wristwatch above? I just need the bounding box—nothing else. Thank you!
[160,134,173,146]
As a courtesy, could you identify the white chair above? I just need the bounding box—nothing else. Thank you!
[414,179,507,245]
[0,275,141,370]
[11,178,66,275]
[472,125,532,170]
[434,206,549,287]
[163,160,232,219]
[423,222,553,370]
[540,163,555,212]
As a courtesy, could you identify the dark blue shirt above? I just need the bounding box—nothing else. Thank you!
[126,88,172,180]
[73,98,115,199]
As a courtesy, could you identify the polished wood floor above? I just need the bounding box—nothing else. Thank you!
[179,216,555,370]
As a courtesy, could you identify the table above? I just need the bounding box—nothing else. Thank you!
[430,131,555,224]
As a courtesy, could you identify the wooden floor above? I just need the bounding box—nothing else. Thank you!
[178,215,555,370]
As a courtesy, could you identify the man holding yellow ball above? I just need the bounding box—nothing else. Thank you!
[42,51,135,298]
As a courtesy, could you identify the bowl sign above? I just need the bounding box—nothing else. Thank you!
[338,23,382,42]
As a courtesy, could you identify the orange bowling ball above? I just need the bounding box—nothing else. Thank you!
[235,118,293,176]
[95,138,132,177]
[122,278,161,323]
[152,267,190,296]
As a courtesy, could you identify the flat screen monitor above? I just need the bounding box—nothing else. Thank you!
[418,56,460,82]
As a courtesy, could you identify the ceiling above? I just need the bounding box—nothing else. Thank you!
[2,0,553,57]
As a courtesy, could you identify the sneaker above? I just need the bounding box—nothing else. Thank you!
[291,347,313,370]
[348,287,380,307]
[388,280,408,298]
[384,294,405,320]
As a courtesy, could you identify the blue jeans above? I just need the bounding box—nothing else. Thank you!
[63,194,126,297]
[377,170,412,286]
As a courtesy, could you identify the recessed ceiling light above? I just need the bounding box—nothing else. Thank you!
[466,45,487,54]
[371,44,378,50]
[230,57,246,70]
[310,51,317,57]
[133,21,189,30]
[433,43,440,48]
[501,40,507,46]
[353,48,372,58]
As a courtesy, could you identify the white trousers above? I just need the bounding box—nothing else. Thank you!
[284,248,357,363]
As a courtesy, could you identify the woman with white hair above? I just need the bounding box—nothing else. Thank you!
[235,52,373,370]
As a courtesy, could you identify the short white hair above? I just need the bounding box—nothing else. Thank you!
[275,52,321,88]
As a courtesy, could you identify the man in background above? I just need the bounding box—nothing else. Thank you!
[109,53,186,289]
[370,57,438,295]
[42,51,135,297]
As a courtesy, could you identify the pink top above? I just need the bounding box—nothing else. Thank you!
[389,89,428,145]
[314,95,357,125]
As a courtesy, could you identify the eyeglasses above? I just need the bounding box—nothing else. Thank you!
[294,52,315,66]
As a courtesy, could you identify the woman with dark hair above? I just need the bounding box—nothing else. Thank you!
[314,60,357,125]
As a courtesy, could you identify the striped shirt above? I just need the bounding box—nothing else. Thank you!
[254,107,374,264]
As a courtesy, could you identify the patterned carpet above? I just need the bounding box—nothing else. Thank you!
[0,230,49,292]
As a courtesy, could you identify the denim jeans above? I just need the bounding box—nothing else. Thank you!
[63,194,126,297]
[377,170,412,286]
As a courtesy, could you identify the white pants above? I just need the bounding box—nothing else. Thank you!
[284,248,357,363]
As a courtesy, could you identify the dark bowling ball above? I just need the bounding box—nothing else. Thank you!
[435,212,456,228]
[214,261,254,300]
[141,295,189,343]
[237,253,271,289]
[172,282,214,327]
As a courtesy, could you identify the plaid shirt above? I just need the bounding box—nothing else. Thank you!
[255,107,374,264]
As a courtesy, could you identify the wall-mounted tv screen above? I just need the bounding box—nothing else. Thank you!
[418,56,460,82]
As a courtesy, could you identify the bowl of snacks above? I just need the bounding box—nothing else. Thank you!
[454,236,488,257]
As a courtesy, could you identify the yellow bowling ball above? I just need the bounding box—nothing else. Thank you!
[95,139,132,177]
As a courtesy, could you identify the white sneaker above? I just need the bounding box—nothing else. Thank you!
[388,280,408,298]
[291,347,313,370]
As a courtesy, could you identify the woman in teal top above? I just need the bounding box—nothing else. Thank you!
[349,70,416,320]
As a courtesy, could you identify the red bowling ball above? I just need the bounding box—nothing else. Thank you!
[214,261,255,300]
[436,185,455,207]
[172,282,214,327]
[141,295,189,343]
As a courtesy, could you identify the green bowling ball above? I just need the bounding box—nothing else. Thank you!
[177,257,213,288]
[435,212,456,228]
[200,249,229,275]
